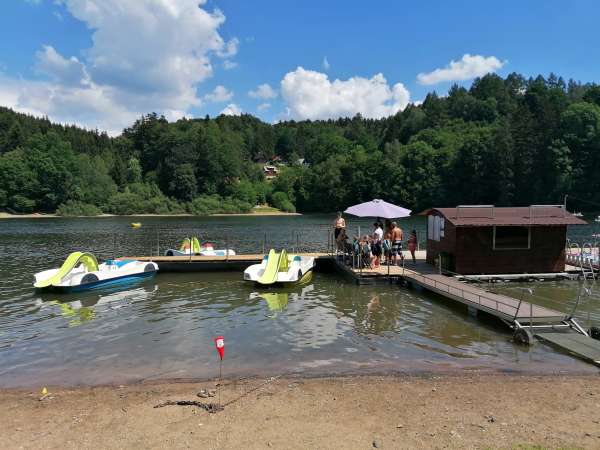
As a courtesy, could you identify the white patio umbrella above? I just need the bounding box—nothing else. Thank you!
[344,199,411,218]
[342,199,411,272]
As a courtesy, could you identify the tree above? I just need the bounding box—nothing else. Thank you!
[127,157,143,184]
[169,163,197,201]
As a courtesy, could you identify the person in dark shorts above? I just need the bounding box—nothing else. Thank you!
[371,222,383,268]
[391,221,404,265]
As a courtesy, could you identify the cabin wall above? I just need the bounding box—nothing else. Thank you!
[425,212,456,268]
[454,226,567,274]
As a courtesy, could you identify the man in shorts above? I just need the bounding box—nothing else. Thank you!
[333,211,346,240]
[391,221,404,265]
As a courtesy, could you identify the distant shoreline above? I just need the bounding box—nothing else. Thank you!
[0,211,301,219]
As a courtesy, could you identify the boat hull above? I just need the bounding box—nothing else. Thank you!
[243,252,315,286]
[246,268,314,287]
[37,270,157,293]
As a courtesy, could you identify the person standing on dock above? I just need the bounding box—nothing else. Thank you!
[371,222,383,268]
[391,222,404,265]
[383,220,392,264]
[407,229,417,264]
[333,212,346,241]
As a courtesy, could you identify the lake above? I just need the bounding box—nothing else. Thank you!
[0,215,599,388]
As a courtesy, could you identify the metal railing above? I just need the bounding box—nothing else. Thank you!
[405,270,522,318]
[529,204,567,218]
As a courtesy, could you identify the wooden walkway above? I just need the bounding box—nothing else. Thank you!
[123,252,328,262]
[401,268,565,324]
[119,253,329,272]
[120,251,600,366]
[536,333,600,366]
[333,258,566,325]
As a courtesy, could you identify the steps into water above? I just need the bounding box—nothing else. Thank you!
[536,333,600,366]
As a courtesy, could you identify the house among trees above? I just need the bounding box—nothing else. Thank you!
[263,165,279,180]
[425,205,586,274]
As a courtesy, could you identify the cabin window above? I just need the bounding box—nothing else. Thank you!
[493,226,530,250]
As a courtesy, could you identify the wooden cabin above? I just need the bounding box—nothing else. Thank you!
[425,205,586,275]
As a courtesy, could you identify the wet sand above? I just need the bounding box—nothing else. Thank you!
[1,374,599,449]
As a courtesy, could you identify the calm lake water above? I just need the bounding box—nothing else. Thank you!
[1,215,599,388]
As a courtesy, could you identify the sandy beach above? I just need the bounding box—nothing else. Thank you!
[1,373,599,449]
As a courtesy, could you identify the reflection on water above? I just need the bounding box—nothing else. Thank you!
[0,216,599,387]
[250,284,314,315]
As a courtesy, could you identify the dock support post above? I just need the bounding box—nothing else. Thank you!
[530,302,533,337]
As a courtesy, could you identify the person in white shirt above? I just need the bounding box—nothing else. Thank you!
[371,222,383,268]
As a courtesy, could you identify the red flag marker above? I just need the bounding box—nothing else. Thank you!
[213,336,225,407]
[214,336,225,360]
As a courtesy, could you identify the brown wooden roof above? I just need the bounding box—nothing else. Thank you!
[430,206,587,227]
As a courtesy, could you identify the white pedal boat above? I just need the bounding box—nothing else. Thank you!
[34,252,158,292]
[164,237,235,257]
[243,249,315,285]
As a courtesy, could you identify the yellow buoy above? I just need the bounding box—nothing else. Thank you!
[41,387,48,395]
[130,222,142,228]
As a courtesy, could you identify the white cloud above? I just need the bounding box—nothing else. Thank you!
[257,102,271,112]
[3,0,237,134]
[322,56,330,71]
[220,103,242,116]
[248,83,278,99]
[217,37,239,58]
[222,60,238,70]
[280,67,410,120]
[203,85,233,102]
[417,54,506,85]
[0,73,144,134]
[35,45,89,86]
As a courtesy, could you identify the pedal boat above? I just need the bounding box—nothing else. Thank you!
[243,249,314,285]
[34,252,158,292]
[164,237,235,257]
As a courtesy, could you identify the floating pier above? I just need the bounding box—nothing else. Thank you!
[536,333,600,366]
[329,255,600,365]
[120,253,329,272]
[122,250,600,366]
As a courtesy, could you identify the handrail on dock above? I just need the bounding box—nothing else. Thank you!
[405,270,522,318]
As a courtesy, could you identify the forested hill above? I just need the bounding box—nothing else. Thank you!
[1,72,600,216]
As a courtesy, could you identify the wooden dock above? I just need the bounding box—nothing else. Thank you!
[120,253,329,272]
[402,268,566,325]
[329,255,600,365]
[332,257,566,325]
[535,333,600,366]
[120,250,600,366]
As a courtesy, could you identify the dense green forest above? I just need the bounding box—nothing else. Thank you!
[1,72,599,216]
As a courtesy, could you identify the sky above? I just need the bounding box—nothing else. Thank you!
[0,0,599,135]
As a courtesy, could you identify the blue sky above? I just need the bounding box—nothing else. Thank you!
[0,0,599,134]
